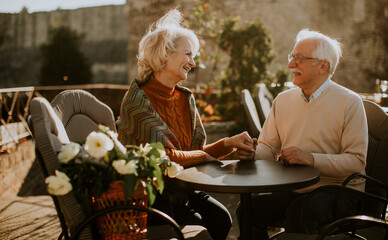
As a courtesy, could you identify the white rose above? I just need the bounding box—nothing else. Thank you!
[112,159,138,176]
[139,143,152,156]
[84,132,114,158]
[58,142,80,164]
[167,162,183,178]
[45,170,73,195]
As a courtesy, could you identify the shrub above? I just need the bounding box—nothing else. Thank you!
[39,25,92,86]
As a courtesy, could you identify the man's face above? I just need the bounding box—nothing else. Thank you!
[288,39,321,90]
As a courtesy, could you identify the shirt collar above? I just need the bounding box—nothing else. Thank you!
[300,78,332,103]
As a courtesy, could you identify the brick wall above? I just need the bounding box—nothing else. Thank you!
[0,139,41,198]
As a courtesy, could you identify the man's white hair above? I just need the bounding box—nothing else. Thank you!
[295,29,342,76]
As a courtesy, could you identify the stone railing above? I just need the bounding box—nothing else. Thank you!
[0,84,129,153]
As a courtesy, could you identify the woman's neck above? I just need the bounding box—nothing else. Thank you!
[153,71,178,89]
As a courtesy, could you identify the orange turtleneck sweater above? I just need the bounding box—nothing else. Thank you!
[141,76,233,167]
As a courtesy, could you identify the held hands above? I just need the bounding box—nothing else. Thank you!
[235,138,257,160]
[224,131,257,160]
[279,146,314,166]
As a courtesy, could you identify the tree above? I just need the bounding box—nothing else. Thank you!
[39,25,92,86]
[184,1,290,129]
[215,17,277,126]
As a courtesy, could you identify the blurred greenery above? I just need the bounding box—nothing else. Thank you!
[185,0,290,132]
[215,17,276,125]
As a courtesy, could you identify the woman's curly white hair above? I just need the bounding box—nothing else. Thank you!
[137,8,199,83]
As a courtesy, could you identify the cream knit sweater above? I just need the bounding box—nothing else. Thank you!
[255,82,368,192]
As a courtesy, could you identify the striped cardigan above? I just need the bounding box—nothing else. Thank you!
[116,80,207,151]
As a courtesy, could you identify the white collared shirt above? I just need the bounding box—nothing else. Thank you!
[301,78,332,103]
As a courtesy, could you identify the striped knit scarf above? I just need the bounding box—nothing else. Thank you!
[116,80,206,150]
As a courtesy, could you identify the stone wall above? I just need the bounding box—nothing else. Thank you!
[126,0,386,92]
[0,139,38,198]
[0,0,386,92]
[0,5,128,87]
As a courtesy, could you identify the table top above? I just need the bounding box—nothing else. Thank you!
[175,160,320,194]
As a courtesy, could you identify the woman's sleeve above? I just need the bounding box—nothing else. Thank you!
[165,148,207,167]
[204,138,234,159]
[165,138,234,167]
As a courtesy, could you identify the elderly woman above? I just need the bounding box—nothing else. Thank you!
[117,9,254,239]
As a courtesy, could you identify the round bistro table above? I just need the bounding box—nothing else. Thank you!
[175,159,320,240]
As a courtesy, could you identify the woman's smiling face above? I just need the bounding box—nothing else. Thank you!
[163,38,196,85]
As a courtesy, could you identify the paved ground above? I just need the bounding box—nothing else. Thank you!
[1,193,386,240]
[0,196,60,240]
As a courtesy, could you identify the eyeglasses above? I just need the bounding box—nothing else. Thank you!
[288,54,319,64]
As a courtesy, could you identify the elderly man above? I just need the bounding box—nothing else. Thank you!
[237,29,368,239]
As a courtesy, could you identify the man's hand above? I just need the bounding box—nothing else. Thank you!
[235,138,257,160]
[279,146,314,166]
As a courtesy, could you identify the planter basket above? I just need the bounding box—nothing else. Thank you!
[91,180,148,239]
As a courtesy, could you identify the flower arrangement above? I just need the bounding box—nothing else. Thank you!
[45,125,183,206]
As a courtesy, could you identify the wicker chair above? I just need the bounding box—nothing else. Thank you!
[29,96,94,239]
[29,97,189,239]
[51,89,116,142]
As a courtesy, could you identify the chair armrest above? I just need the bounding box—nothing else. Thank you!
[300,185,388,233]
[342,173,388,189]
[72,205,184,240]
[316,215,388,240]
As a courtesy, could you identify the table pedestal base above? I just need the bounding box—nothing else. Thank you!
[240,193,252,240]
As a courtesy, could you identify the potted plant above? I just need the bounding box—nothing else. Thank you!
[45,125,183,238]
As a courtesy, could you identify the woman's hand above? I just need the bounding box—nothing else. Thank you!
[224,131,255,152]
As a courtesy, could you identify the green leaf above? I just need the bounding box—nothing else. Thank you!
[148,148,160,158]
[150,142,164,150]
[145,182,156,206]
[152,165,164,194]
[123,174,138,201]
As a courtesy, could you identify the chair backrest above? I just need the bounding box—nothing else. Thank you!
[253,83,273,126]
[363,100,388,189]
[240,89,262,137]
[362,100,388,216]
[51,89,116,142]
[29,97,93,239]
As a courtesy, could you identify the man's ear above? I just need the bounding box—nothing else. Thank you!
[320,60,330,74]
